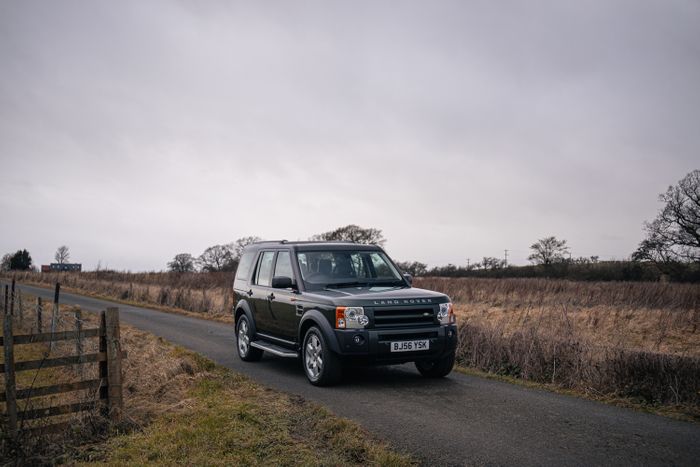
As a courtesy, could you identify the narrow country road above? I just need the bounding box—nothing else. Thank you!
[6,282,700,466]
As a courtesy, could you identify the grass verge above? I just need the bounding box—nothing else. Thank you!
[82,346,413,466]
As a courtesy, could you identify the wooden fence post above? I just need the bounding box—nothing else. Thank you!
[74,307,83,378]
[36,296,43,334]
[104,307,123,421]
[99,311,108,418]
[3,284,18,438]
[17,291,23,326]
[9,278,15,318]
[50,283,60,352]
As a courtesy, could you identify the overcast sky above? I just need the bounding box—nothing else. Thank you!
[1,1,698,271]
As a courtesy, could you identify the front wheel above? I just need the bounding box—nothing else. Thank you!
[415,352,455,378]
[303,326,342,386]
[236,315,263,362]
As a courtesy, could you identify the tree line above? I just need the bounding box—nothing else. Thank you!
[166,225,387,273]
[3,170,698,282]
[0,245,73,272]
[396,170,700,282]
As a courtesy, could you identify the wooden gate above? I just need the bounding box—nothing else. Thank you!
[2,281,125,438]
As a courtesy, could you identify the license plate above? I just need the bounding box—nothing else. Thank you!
[390,339,429,352]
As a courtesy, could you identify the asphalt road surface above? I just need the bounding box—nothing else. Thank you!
[6,282,700,466]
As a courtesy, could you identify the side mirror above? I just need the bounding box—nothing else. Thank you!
[403,273,413,285]
[271,276,294,289]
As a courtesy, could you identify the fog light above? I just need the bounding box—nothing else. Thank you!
[353,335,365,345]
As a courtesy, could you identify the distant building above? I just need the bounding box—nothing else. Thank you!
[41,263,82,272]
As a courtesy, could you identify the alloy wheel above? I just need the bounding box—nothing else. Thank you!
[238,319,250,356]
[305,333,323,380]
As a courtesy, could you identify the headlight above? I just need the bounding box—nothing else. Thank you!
[437,302,456,325]
[335,306,368,329]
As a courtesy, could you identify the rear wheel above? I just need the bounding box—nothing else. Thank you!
[303,326,342,386]
[236,315,263,362]
[415,351,455,378]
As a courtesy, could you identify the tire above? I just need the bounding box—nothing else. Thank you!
[302,326,342,386]
[415,351,455,378]
[236,315,263,362]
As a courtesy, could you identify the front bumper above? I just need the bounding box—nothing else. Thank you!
[333,324,458,363]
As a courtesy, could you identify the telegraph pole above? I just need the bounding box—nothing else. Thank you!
[504,249,509,267]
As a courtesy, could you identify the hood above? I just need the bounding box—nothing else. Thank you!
[300,286,449,307]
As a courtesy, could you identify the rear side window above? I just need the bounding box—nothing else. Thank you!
[256,251,275,287]
[235,252,255,282]
[274,251,293,279]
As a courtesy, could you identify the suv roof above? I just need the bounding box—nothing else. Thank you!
[245,240,382,251]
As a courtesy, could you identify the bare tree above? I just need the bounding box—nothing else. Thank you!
[634,170,700,263]
[234,236,261,259]
[528,236,569,265]
[54,245,70,264]
[481,256,506,270]
[167,253,196,273]
[311,224,386,246]
[198,244,236,272]
[1,253,11,271]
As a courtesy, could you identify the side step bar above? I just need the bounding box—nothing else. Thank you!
[250,340,299,358]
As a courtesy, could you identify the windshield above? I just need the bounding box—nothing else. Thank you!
[296,250,404,290]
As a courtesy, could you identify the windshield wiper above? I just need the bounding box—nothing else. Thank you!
[365,280,405,287]
[324,281,369,289]
[324,280,405,289]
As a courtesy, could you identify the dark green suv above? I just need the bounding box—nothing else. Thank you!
[232,241,457,386]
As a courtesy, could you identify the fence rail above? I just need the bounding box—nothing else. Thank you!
[0,379,105,402]
[1,279,125,439]
[0,328,101,346]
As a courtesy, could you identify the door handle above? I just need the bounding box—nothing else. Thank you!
[246,289,253,297]
[267,293,275,301]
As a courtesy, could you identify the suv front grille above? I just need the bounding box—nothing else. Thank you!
[372,307,436,328]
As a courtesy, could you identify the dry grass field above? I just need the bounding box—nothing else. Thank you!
[416,278,700,418]
[5,271,700,419]
[418,277,700,356]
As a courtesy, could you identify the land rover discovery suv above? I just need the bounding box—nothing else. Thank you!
[232,241,457,386]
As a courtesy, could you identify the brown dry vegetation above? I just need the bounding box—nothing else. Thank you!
[1,291,412,465]
[7,271,235,321]
[418,277,700,417]
[4,272,700,419]
[417,277,700,356]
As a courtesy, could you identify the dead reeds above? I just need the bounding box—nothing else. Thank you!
[457,323,700,408]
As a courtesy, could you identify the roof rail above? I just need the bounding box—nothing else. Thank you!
[248,240,359,246]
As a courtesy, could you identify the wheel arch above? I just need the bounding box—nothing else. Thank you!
[299,309,341,353]
[234,299,257,336]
